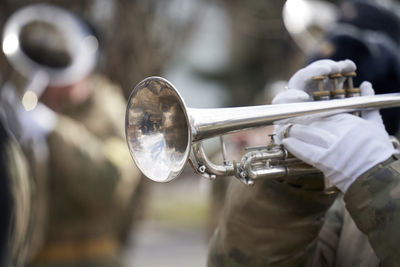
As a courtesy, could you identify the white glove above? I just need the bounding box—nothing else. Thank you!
[272,59,358,133]
[1,83,57,142]
[272,59,395,192]
[272,58,379,138]
[273,74,394,192]
[16,102,58,143]
[276,113,395,192]
[273,81,384,136]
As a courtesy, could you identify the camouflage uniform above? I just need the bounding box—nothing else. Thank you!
[208,155,400,267]
[27,75,142,267]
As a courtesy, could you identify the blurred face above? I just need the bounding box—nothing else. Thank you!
[40,76,92,112]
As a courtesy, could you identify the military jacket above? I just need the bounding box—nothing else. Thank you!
[208,155,400,267]
[29,75,142,266]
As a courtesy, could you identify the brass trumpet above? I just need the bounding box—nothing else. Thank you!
[125,76,400,185]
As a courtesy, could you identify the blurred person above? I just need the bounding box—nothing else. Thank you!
[208,1,400,265]
[208,59,400,267]
[0,1,201,240]
[308,0,400,135]
[0,0,198,99]
[1,4,143,266]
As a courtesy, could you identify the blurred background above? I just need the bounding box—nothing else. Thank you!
[1,0,400,266]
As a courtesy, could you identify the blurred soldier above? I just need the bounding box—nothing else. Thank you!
[0,0,195,99]
[1,4,142,266]
[307,0,400,135]
[208,59,400,266]
[208,1,400,264]
[0,1,200,238]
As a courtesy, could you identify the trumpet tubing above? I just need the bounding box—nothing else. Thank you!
[125,76,400,184]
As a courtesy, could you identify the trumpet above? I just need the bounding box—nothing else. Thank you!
[125,76,400,185]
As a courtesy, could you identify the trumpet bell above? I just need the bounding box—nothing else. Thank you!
[125,77,191,182]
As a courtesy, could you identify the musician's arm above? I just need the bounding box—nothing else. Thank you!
[344,156,400,266]
[207,176,337,267]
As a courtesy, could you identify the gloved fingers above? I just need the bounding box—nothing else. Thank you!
[282,137,326,166]
[275,123,336,149]
[324,60,357,91]
[287,124,336,149]
[288,59,356,94]
[276,114,352,142]
[337,59,357,74]
[360,81,375,96]
[271,89,310,104]
[311,59,356,75]
[288,64,335,92]
[337,60,357,91]
[272,88,319,126]
[308,59,342,69]
[307,113,370,137]
[30,103,58,132]
[273,111,339,130]
[359,81,384,126]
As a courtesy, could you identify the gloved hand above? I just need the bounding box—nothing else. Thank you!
[272,59,357,132]
[1,83,58,143]
[272,59,396,192]
[275,113,396,192]
[273,59,378,132]
[16,101,58,144]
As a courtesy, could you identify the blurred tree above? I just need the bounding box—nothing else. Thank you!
[195,0,301,107]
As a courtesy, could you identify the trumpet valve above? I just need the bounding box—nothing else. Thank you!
[331,89,346,99]
[329,73,343,91]
[312,75,331,100]
[346,87,361,97]
[343,72,361,97]
[343,71,356,89]
[312,75,327,91]
[313,90,331,101]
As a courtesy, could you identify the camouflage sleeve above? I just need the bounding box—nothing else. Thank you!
[46,114,142,208]
[208,175,337,267]
[344,155,400,266]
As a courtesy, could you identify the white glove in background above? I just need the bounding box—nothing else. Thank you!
[17,102,58,143]
[276,113,396,192]
[1,83,57,143]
